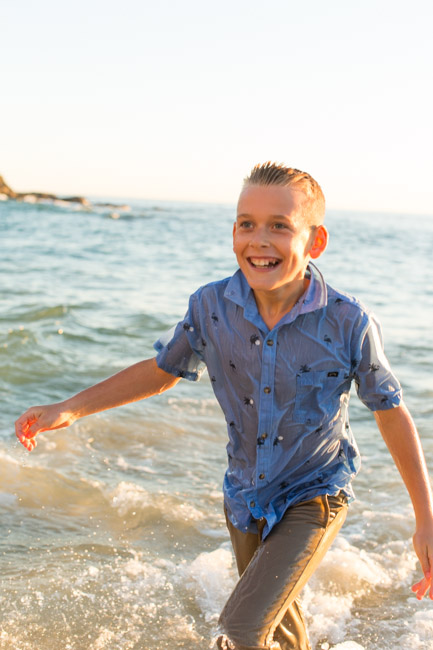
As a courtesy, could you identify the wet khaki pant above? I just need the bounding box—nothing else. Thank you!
[216,493,348,650]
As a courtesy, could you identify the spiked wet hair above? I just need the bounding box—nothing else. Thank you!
[243,162,326,225]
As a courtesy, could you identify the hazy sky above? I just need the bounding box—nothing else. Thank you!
[2,0,432,213]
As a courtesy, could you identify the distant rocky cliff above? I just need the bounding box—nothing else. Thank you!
[0,175,129,212]
[0,175,17,199]
[0,175,90,205]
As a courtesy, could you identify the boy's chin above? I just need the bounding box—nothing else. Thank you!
[246,276,285,292]
[242,263,281,278]
[245,271,306,294]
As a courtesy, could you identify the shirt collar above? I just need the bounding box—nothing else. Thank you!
[224,262,328,330]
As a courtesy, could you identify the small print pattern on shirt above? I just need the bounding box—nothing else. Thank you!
[154,263,402,538]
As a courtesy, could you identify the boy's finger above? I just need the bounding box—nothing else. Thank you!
[428,568,433,600]
[412,580,427,593]
[18,434,29,447]
[414,579,430,600]
[24,418,41,437]
[418,585,430,600]
[18,433,36,452]
[28,436,37,449]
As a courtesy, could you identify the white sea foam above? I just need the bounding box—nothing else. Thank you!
[399,609,433,649]
[91,628,116,649]
[87,565,100,578]
[109,481,153,516]
[109,480,205,524]
[108,554,204,645]
[313,536,391,590]
[302,586,355,647]
[332,641,365,650]
[180,546,236,622]
[172,501,206,523]
[120,555,172,592]
[163,614,203,643]
[375,538,418,587]
[115,454,157,473]
[301,534,405,648]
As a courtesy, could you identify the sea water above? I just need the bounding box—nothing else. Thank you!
[0,197,432,649]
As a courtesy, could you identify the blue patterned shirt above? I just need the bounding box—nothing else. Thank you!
[154,263,402,538]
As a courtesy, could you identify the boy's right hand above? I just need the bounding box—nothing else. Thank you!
[15,404,76,452]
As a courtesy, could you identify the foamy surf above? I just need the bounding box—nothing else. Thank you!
[328,641,366,650]
[399,609,433,648]
[180,547,236,623]
[109,480,206,524]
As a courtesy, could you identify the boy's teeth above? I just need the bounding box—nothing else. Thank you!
[250,258,279,267]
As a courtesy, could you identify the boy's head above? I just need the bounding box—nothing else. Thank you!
[233,162,328,295]
[242,162,325,227]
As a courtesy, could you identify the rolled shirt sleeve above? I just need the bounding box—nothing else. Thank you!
[353,313,402,411]
[154,292,207,381]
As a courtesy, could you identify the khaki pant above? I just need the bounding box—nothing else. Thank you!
[216,493,348,650]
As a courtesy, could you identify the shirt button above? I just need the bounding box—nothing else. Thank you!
[266,339,274,346]
[259,473,265,480]
[261,433,268,439]
[264,386,271,394]
[250,501,255,508]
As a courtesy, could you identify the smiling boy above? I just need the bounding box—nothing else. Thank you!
[15,163,433,649]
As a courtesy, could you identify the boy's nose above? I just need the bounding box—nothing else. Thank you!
[250,227,270,247]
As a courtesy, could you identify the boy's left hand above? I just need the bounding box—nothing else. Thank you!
[411,524,433,600]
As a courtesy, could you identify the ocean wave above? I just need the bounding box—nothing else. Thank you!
[179,546,235,623]
[109,480,205,526]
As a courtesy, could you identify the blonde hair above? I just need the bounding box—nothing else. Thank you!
[243,161,325,225]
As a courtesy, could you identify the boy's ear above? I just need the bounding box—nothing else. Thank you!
[232,222,237,249]
[309,225,328,259]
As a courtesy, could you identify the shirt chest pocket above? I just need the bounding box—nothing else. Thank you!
[293,369,350,425]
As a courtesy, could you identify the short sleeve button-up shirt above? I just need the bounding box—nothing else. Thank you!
[154,263,402,539]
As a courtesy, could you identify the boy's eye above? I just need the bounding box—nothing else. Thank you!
[238,220,253,229]
[273,222,288,230]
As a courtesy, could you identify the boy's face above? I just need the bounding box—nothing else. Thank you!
[233,184,325,294]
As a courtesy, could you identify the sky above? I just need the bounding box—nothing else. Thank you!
[2,0,432,213]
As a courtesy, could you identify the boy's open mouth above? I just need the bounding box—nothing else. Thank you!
[248,257,281,268]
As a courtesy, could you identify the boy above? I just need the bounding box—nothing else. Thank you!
[15,163,433,650]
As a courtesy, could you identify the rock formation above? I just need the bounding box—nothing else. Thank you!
[0,174,91,205]
[0,175,17,198]
[0,174,129,212]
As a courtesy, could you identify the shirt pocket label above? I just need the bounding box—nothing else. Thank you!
[293,369,349,425]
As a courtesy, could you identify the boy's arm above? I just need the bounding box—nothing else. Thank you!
[374,402,433,599]
[15,357,180,452]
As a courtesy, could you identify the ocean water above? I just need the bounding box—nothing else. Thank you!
[1,197,432,650]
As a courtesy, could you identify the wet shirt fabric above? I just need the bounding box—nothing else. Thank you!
[154,263,402,539]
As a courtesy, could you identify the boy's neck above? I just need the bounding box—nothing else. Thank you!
[253,277,310,330]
